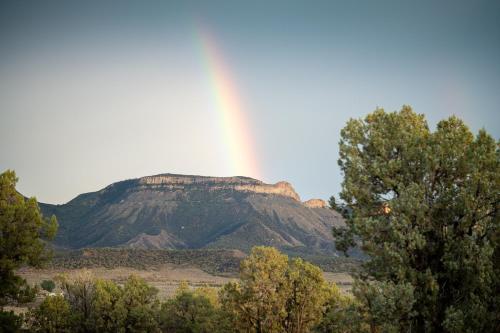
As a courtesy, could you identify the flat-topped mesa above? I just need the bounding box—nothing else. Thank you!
[139,174,261,186]
[304,199,328,208]
[138,174,300,201]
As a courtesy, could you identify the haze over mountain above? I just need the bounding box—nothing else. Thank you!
[40,173,344,256]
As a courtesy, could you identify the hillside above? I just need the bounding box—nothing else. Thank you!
[40,173,345,256]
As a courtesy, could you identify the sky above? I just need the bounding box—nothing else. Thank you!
[1,0,499,204]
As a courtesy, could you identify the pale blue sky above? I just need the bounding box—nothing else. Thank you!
[1,0,499,204]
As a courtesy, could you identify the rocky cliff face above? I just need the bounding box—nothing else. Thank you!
[40,173,343,255]
[138,174,301,201]
[304,199,328,208]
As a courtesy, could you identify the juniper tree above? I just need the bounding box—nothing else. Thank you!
[220,246,337,333]
[0,170,58,330]
[334,107,499,332]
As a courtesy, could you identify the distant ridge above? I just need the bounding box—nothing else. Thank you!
[40,173,345,256]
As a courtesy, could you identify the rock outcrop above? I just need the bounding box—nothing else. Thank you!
[138,174,300,201]
[304,199,328,209]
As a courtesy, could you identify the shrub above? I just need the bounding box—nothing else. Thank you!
[29,295,72,333]
[40,280,56,292]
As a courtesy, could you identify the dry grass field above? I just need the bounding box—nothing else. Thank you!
[9,249,356,315]
[6,261,354,317]
[18,264,354,301]
[18,265,235,300]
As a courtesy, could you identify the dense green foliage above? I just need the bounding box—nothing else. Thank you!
[314,285,361,333]
[334,107,500,332]
[40,280,55,293]
[31,271,161,333]
[0,170,58,330]
[220,247,340,333]
[159,282,226,333]
[0,310,24,332]
[25,247,352,333]
[29,295,72,333]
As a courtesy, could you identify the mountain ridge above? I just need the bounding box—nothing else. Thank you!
[40,173,344,256]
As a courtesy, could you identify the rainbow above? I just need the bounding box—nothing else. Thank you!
[195,25,261,180]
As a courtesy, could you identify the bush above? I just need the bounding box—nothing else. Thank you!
[0,310,24,332]
[314,289,363,333]
[40,280,56,292]
[159,283,232,333]
[29,295,72,333]
[119,275,160,332]
[160,290,217,333]
[55,272,160,333]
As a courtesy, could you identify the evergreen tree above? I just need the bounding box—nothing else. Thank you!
[220,246,336,333]
[0,170,58,329]
[91,279,127,332]
[118,275,160,333]
[159,286,221,333]
[334,107,499,332]
[29,295,72,333]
